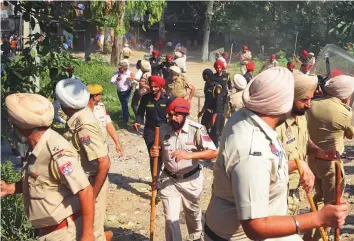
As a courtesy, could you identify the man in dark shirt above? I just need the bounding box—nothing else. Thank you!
[198,69,223,147]
[159,54,176,80]
[243,61,255,83]
[149,50,162,76]
[134,75,173,178]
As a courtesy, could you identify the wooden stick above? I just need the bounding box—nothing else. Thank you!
[295,159,328,241]
[335,161,341,241]
[149,127,160,241]
[228,43,233,65]
[198,97,201,123]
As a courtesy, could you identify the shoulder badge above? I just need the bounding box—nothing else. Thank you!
[270,143,279,156]
[285,127,292,139]
[59,162,73,175]
[80,136,91,146]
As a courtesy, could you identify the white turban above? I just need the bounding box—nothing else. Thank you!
[169,66,181,75]
[293,72,318,101]
[141,60,151,72]
[55,78,90,109]
[231,74,247,90]
[174,51,183,58]
[6,93,54,129]
[242,67,294,115]
[325,75,354,100]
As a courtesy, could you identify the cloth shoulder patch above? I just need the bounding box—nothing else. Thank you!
[80,136,91,146]
[59,162,73,175]
[270,143,280,156]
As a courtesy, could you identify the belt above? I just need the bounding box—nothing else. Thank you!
[40,211,81,235]
[204,223,228,241]
[164,165,201,180]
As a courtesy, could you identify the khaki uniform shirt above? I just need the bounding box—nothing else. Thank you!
[276,115,309,190]
[206,108,301,241]
[22,129,90,228]
[93,102,112,140]
[139,72,152,96]
[239,51,252,65]
[166,76,191,98]
[122,47,132,57]
[159,119,217,175]
[66,108,108,176]
[307,97,354,154]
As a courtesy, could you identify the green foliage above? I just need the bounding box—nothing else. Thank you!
[0,162,37,241]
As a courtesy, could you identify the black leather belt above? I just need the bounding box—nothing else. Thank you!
[163,165,201,180]
[204,223,228,241]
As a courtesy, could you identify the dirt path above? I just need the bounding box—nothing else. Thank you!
[104,52,354,241]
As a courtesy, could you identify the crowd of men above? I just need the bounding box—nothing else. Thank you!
[0,43,353,241]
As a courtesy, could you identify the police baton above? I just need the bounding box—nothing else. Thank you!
[335,160,342,241]
[295,159,328,241]
[150,126,160,241]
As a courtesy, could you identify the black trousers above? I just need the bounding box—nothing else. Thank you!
[131,89,141,118]
[143,127,162,178]
[201,111,225,148]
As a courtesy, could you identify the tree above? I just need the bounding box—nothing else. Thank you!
[201,0,214,62]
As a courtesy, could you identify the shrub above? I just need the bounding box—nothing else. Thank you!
[0,161,37,241]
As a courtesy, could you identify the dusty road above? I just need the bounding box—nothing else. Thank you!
[104,51,354,241]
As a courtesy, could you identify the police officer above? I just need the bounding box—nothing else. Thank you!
[150,97,217,241]
[198,69,223,147]
[1,93,95,241]
[276,73,334,216]
[239,45,252,75]
[55,78,112,241]
[87,84,124,156]
[204,68,349,241]
[121,43,132,64]
[136,60,153,111]
[159,54,176,80]
[149,50,161,75]
[174,50,187,74]
[307,75,354,241]
[243,61,255,83]
[259,54,279,73]
[287,61,296,72]
[224,74,247,118]
[166,66,195,102]
[133,75,174,178]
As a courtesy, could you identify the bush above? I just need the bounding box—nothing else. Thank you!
[0,161,37,241]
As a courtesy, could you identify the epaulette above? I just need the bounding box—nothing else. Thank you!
[188,120,203,129]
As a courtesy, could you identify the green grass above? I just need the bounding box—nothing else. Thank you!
[74,57,135,128]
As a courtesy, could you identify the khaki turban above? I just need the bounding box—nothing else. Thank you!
[141,60,151,72]
[293,72,318,101]
[6,93,54,129]
[55,78,90,109]
[242,67,294,115]
[232,74,247,90]
[325,75,354,100]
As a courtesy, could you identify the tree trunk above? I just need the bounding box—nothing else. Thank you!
[84,24,91,61]
[159,8,166,41]
[111,0,126,66]
[201,0,214,62]
[103,27,111,54]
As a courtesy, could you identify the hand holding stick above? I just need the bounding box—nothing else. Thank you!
[295,159,328,241]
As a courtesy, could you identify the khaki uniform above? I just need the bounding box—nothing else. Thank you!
[175,57,187,73]
[224,90,244,118]
[139,72,152,96]
[239,51,252,75]
[307,97,352,241]
[276,115,309,215]
[66,107,109,241]
[166,75,192,99]
[93,102,113,140]
[260,60,279,72]
[205,108,302,241]
[23,128,90,241]
[159,119,216,241]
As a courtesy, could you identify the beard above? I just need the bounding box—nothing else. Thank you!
[170,117,186,131]
[291,103,309,116]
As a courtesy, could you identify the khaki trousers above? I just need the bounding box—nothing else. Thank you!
[287,189,300,216]
[90,177,109,241]
[38,216,82,241]
[240,65,247,75]
[160,169,204,241]
[308,157,345,241]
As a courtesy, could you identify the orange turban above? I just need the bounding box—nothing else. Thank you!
[214,60,225,69]
[246,61,256,72]
[167,97,190,114]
